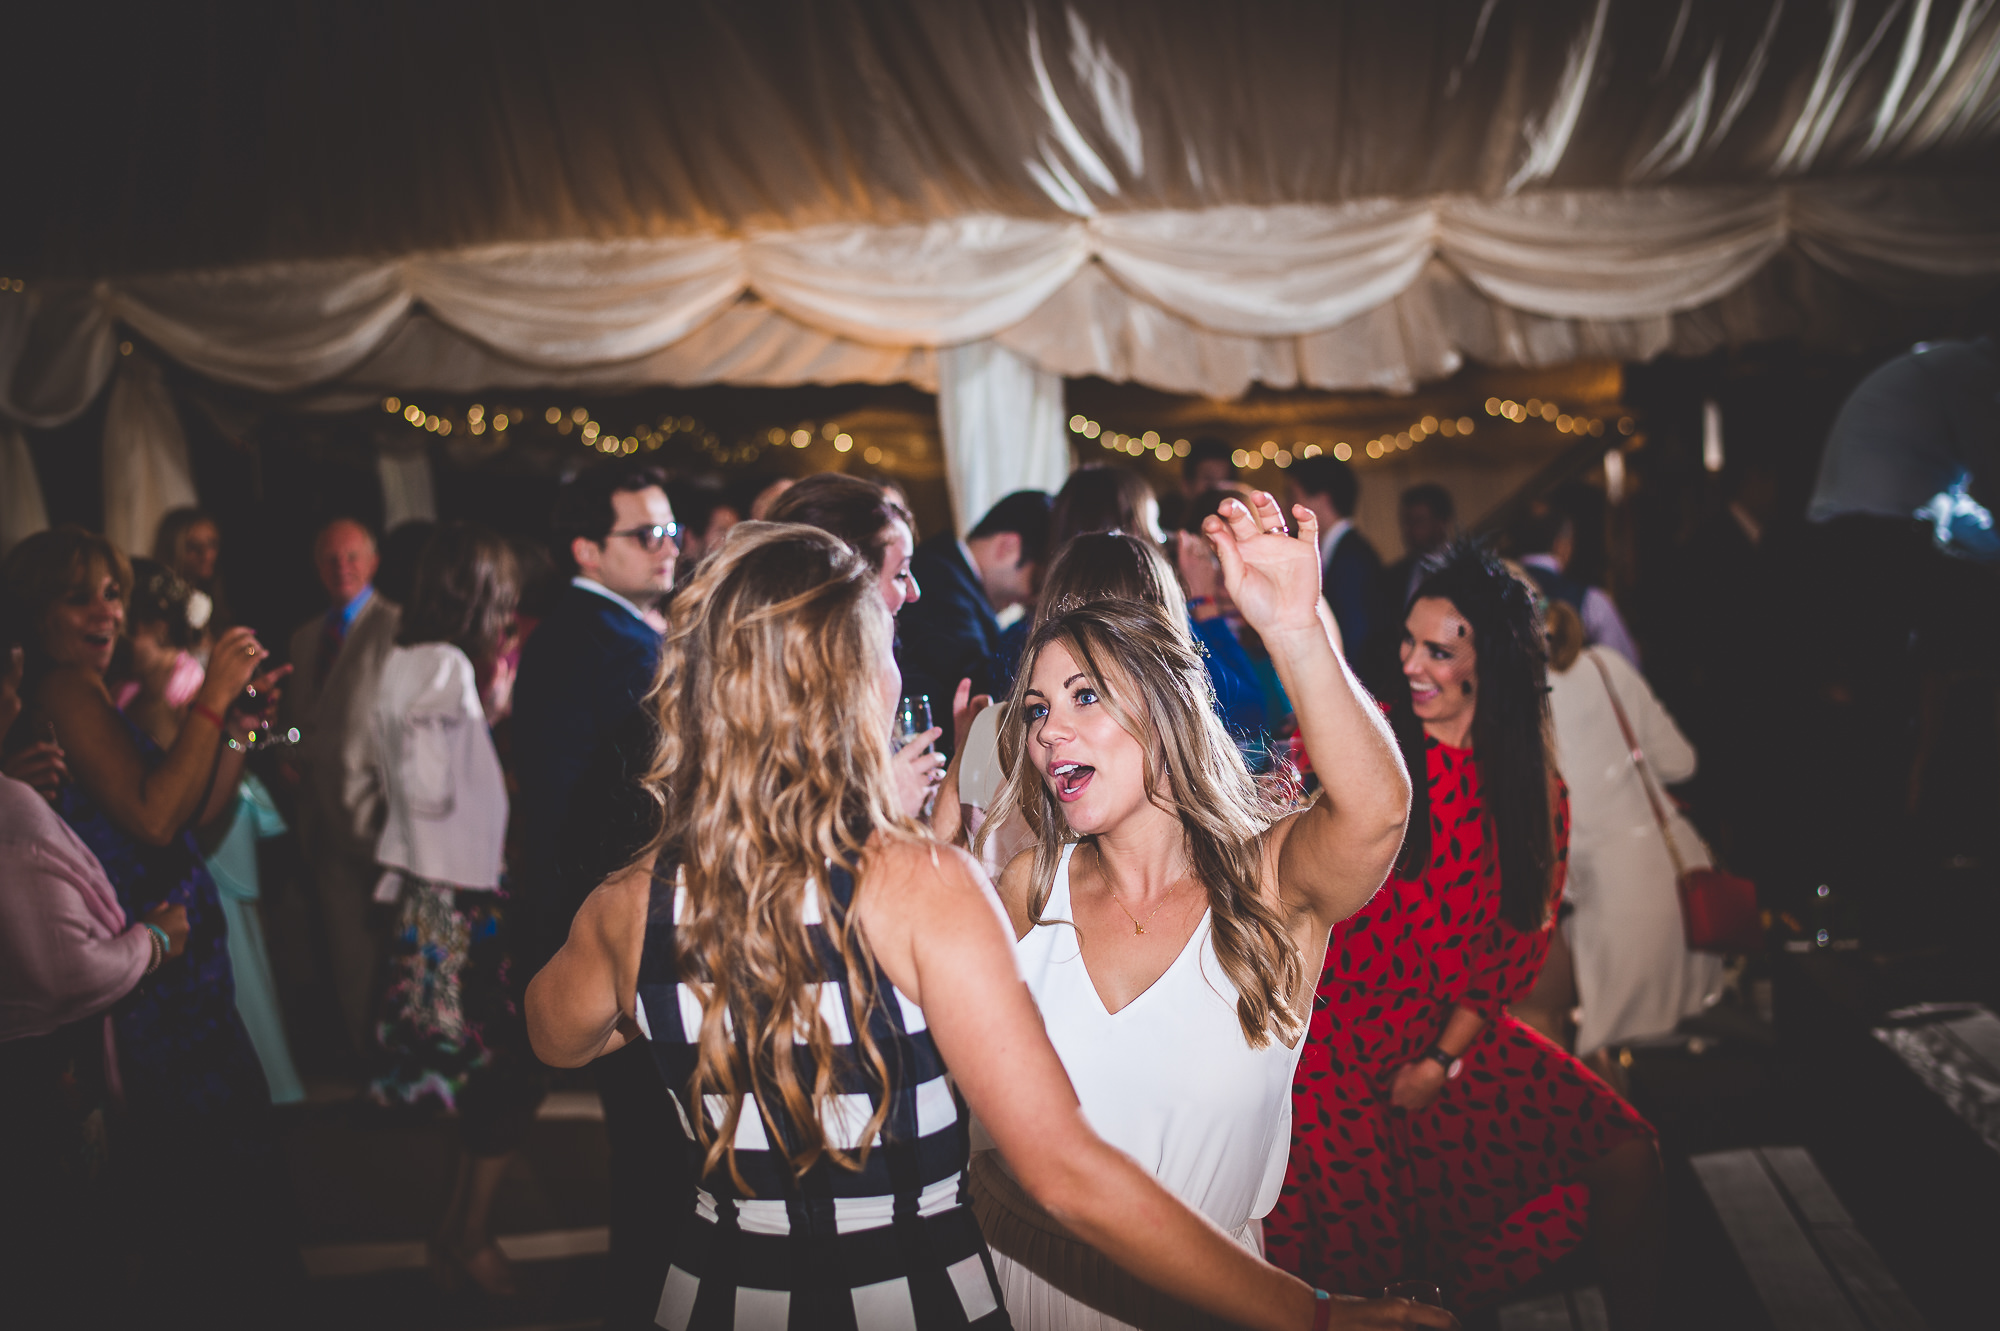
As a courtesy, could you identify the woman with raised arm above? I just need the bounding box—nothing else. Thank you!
[528,521,1451,1331]
[2,526,292,1323]
[1265,544,1662,1331]
[968,492,1413,1328]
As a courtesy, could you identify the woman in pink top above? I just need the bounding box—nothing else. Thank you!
[1,615,188,1324]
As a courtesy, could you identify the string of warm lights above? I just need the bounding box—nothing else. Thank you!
[1067,411,1479,470]
[1482,396,1635,439]
[0,277,26,292]
[380,397,908,469]
[1069,396,1638,472]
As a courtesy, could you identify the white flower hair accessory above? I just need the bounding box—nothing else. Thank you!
[186,589,214,631]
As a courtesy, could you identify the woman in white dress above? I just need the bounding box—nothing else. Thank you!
[975,491,1414,1328]
[1544,602,1723,1058]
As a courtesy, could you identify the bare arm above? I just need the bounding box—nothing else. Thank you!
[861,839,1452,1331]
[41,630,267,849]
[1204,493,1411,933]
[525,852,654,1067]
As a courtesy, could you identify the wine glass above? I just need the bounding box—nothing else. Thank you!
[1382,1280,1443,1307]
[893,695,933,751]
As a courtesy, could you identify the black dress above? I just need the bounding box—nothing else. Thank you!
[636,854,1010,1329]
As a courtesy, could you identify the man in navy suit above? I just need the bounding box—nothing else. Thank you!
[511,460,678,1331]
[1287,455,1381,659]
[898,489,1050,757]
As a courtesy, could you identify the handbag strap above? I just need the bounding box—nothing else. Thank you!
[1585,650,1689,879]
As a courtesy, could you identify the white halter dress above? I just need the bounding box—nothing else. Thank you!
[970,842,1306,1330]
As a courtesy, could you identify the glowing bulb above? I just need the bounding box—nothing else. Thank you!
[834,433,853,452]
[546,407,563,424]
[1332,442,1351,461]
[1231,449,1250,468]
[383,397,401,413]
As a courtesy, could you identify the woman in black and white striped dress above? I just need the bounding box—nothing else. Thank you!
[529,524,1447,1331]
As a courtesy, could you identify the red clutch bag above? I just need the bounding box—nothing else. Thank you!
[1676,866,1763,955]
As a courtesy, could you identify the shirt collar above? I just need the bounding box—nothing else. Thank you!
[572,575,654,626]
[1318,517,1352,566]
[331,585,374,631]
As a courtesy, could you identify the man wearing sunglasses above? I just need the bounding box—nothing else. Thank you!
[511,460,683,1328]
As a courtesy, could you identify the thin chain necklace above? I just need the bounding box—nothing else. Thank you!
[1095,847,1191,936]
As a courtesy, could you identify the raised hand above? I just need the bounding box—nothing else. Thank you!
[1200,492,1322,638]
[195,626,270,717]
[949,677,992,758]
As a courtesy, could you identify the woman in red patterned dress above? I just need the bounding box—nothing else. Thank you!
[1265,545,1663,1329]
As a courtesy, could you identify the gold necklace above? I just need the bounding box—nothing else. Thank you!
[1099,853,1190,936]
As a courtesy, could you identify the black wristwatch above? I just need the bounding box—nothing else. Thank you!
[1423,1044,1464,1080]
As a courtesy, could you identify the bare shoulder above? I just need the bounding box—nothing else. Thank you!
[995,846,1039,939]
[575,852,656,946]
[36,664,109,714]
[861,833,986,913]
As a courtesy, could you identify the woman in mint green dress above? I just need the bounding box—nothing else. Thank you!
[204,773,304,1104]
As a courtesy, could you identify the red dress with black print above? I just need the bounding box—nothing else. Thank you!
[1264,739,1654,1304]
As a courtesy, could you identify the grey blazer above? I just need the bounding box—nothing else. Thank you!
[284,591,401,858]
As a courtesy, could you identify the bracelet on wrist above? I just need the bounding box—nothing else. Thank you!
[190,702,227,732]
[142,922,168,973]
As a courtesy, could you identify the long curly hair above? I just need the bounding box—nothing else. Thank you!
[984,600,1305,1048]
[1387,541,1555,931]
[641,522,915,1192]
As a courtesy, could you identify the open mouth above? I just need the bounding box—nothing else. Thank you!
[1050,761,1095,802]
[81,633,114,653]
[1409,681,1440,704]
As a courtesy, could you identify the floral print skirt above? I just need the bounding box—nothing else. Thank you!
[369,875,543,1152]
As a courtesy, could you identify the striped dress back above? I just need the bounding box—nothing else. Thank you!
[636,855,1011,1330]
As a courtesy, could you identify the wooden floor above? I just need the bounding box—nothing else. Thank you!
[273,947,1998,1330]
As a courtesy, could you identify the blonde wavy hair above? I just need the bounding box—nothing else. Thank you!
[981,600,1307,1048]
[642,521,914,1191]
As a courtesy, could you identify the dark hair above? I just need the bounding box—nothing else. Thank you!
[966,490,1053,566]
[396,522,520,665]
[127,558,201,651]
[1400,483,1455,523]
[1183,436,1236,481]
[1182,485,1250,532]
[550,462,668,573]
[2,526,134,685]
[152,507,216,567]
[1033,531,1186,628]
[1510,502,1571,557]
[767,474,914,575]
[1049,465,1158,552]
[375,520,436,606]
[668,479,735,542]
[1387,541,1555,931]
[1288,455,1359,517]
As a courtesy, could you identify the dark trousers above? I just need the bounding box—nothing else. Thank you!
[594,1039,690,1329]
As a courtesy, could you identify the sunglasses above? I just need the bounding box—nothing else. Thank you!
[607,523,681,554]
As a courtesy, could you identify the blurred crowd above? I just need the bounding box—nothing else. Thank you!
[0,429,1809,1325]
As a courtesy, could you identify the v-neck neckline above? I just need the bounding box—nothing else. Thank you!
[1056,843,1211,1019]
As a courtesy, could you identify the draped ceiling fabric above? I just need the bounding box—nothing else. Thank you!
[5,0,2000,527]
